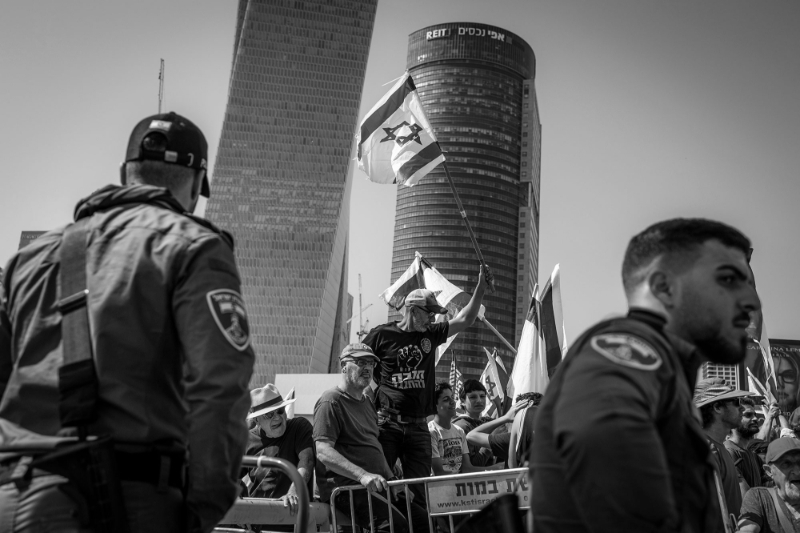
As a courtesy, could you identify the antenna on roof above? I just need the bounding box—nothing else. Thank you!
[158,59,165,113]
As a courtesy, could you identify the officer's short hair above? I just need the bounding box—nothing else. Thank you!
[460,379,486,401]
[434,381,453,404]
[621,218,751,294]
[126,160,201,192]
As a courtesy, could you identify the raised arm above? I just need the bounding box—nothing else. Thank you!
[448,264,491,337]
[755,403,779,441]
[466,400,527,449]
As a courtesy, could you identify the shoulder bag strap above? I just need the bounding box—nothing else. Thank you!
[57,218,97,436]
[768,486,798,533]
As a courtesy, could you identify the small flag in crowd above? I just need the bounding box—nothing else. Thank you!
[284,387,296,419]
[746,367,776,406]
[356,72,445,186]
[744,252,779,402]
[450,353,463,399]
[753,318,778,396]
[508,264,567,399]
[480,347,507,418]
[379,254,424,310]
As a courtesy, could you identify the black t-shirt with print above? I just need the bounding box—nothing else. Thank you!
[364,321,449,417]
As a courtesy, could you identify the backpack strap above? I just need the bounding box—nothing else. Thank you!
[56,218,98,438]
[768,486,798,533]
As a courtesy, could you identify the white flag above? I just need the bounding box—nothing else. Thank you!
[284,387,296,419]
[480,348,506,418]
[508,264,567,399]
[379,255,422,310]
[356,73,444,186]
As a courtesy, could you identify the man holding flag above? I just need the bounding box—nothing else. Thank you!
[358,69,495,499]
[363,267,490,499]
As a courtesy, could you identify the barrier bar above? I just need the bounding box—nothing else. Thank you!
[240,455,309,533]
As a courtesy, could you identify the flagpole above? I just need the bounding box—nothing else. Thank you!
[479,316,517,355]
[437,151,496,294]
[417,252,515,354]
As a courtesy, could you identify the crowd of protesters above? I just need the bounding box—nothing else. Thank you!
[240,352,542,532]
[239,218,800,533]
[0,110,794,533]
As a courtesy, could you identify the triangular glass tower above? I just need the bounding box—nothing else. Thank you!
[206,0,377,385]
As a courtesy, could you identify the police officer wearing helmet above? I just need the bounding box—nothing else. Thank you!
[0,112,254,532]
[530,218,760,533]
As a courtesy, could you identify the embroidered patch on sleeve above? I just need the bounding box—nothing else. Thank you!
[207,289,251,351]
[589,333,662,371]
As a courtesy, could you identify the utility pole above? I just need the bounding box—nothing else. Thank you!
[345,273,373,341]
[357,274,369,341]
[158,59,165,113]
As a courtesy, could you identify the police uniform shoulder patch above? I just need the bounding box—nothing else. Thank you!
[589,333,662,371]
[207,289,251,351]
[421,338,432,354]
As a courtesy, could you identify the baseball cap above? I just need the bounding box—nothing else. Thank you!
[125,111,211,197]
[404,289,448,314]
[340,343,379,362]
[765,438,800,463]
[693,377,754,408]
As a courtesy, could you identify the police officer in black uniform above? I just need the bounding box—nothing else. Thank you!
[530,218,760,533]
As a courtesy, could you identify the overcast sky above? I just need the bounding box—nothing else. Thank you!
[2,0,798,348]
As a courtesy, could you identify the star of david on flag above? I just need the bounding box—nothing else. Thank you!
[356,72,445,186]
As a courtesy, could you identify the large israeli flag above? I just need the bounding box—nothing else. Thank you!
[356,73,445,186]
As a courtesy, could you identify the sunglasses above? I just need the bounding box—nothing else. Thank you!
[260,407,285,421]
[344,358,376,368]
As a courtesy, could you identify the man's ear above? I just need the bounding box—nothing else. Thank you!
[648,270,675,309]
[763,463,773,478]
[188,169,204,202]
[119,162,127,185]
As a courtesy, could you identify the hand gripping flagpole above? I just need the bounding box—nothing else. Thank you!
[437,147,496,294]
[418,253,514,353]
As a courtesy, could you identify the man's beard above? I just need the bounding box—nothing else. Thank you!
[412,314,429,332]
[695,334,748,365]
[737,423,759,438]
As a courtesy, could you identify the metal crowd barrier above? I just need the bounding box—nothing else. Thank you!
[329,467,529,533]
[215,455,311,533]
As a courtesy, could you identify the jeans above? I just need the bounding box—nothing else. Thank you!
[333,490,430,533]
[378,418,432,503]
[0,475,183,533]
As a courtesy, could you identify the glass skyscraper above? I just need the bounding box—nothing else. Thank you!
[390,23,541,380]
[206,0,377,385]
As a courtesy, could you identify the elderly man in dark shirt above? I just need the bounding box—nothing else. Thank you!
[243,384,313,517]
